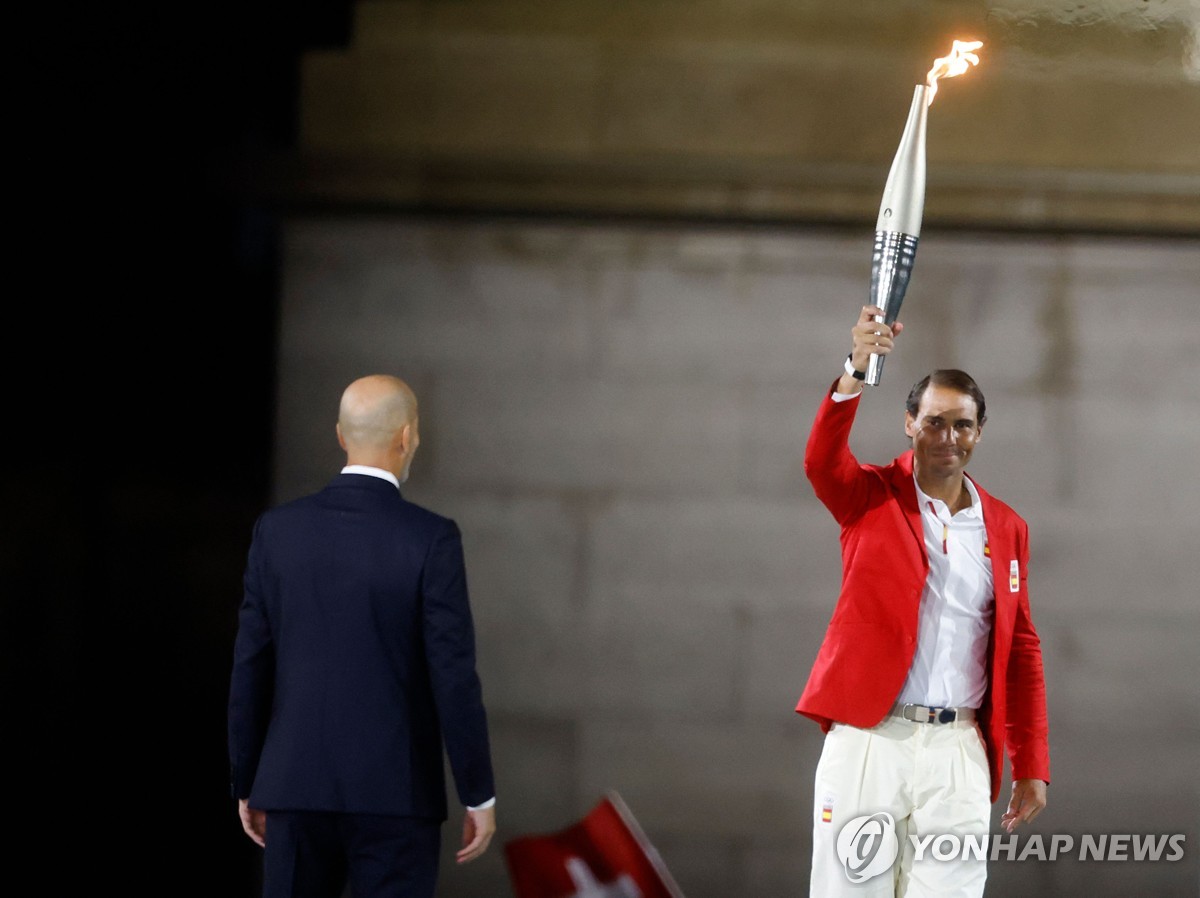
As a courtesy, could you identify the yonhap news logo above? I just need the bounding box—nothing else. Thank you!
[835,815,1187,883]
[836,813,900,883]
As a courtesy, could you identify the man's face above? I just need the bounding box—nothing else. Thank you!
[904,384,983,479]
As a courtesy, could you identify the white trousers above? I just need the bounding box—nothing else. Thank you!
[809,715,991,898]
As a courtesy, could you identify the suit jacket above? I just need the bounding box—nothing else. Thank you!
[796,385,1049,802]
[228,473,495,820]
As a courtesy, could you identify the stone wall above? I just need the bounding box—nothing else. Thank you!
[273,215,1199,896]
[276,0,1200,233]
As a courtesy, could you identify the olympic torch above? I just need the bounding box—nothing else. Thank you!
[865,39,983,385]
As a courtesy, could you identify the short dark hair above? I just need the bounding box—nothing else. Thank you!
[905,370,987,425]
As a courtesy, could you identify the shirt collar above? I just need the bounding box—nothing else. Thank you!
[341,465,400,491]
[914,472,983,519]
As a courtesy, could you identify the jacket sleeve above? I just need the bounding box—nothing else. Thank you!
[421,519,496,808]
[803,381,875,526]
[227,516,276,800]
[1004,520,1051,784]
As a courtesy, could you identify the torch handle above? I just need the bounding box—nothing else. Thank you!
[865,231,919,386]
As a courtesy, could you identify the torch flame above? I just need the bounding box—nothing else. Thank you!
[925,39,983,105]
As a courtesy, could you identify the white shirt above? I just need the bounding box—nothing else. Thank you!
[339,464,496,812]
[829,389,995,708]
[896,475,994,709]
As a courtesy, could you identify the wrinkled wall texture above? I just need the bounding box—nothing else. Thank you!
[273,217,1199,897]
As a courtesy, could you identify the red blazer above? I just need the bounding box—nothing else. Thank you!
[797,385,1049,802]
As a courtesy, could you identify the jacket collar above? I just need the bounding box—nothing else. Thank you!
[888,454,1016,603]
[887,450,992,557]
[340,464,400,490]
[890,449,990,510]
[329,471,403,500]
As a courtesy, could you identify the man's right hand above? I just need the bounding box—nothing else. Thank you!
[838,305,904,395]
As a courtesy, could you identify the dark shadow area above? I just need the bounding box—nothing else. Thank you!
[9,2,352,892]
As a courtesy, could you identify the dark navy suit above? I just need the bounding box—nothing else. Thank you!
[228,472,494,895]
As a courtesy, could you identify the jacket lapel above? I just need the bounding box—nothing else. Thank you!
[974,479,1018,631]
[888,450,927,563]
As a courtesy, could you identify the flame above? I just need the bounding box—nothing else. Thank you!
[925,39,983,105]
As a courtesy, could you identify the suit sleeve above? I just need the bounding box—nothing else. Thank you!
[804,381,874,525]
[1005,521,1051,784]
[227,516,276,800]
[422,519,496,808]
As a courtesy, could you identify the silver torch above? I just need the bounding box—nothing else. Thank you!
[865,40,982,386]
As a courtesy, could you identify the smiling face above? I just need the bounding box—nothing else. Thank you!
[904,383,983,483]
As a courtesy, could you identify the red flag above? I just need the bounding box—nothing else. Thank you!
[504,791,686,898]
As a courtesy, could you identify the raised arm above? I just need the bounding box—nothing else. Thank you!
[804,306,904,524]
[838,304,905,396]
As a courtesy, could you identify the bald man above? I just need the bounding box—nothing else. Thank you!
[229,375,496,898]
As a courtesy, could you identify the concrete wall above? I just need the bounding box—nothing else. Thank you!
[279,0,1200,233]
[273,215,1199,897]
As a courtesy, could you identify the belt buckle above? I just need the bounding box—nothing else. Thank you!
[900,703,956,723]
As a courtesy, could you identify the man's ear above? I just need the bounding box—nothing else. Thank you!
[336,423,347,452]
[904,413,916,439]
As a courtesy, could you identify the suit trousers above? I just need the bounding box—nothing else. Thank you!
[264,811,442,898]
[809,716,991,898]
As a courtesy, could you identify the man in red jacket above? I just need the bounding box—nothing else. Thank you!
[799,306,1049,897]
